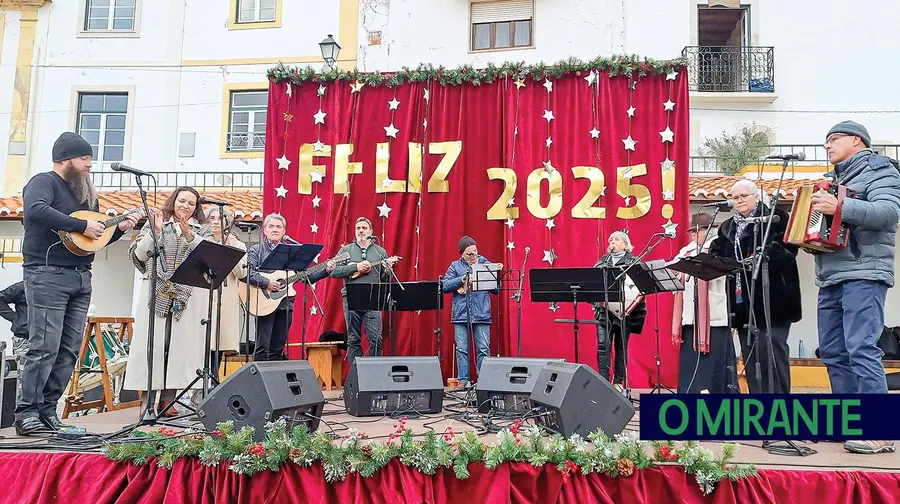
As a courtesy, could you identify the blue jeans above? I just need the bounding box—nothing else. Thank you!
[818,280,888,394]
[16,266,92,421]
[453,323,490,383]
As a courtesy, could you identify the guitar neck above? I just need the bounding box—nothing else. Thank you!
[103,210,141,228]
[285,261,329,284]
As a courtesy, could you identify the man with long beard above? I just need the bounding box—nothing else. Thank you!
[15,132,138,435]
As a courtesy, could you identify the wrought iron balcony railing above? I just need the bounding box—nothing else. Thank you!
[690,144,900,174]
[91,171,264,191]
[226,132,266,152]
[682,46,775,93]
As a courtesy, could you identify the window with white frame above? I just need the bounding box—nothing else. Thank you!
[227,91,268,152]
[471,1,534,51]
[237,0,276,24]
[84,0,136,31]
[76,93,128,167]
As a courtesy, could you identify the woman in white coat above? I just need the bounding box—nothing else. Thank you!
[671,212,738,394]
[124,187,211,416]
[204,206,248,374]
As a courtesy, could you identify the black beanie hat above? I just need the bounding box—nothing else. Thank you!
[458,235,476,254]
[52,132,94,163]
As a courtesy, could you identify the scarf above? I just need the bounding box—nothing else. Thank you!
[730,207,758,303]
[671,239,713,354]
[608,251,626,264]
[129,219,211,320]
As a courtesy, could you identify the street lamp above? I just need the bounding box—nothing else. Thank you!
[319,34,341,69]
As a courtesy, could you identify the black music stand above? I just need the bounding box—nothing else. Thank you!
[158,240,246,419]
[664,253,742,282]
[530,267,622,364]
[632,260,685,394]
[260,243,324,360]
[347,281,443,356]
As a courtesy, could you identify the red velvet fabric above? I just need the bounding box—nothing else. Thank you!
[263,71,691,387]
[2,452,898,504]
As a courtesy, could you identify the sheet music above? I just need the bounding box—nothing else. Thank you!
[471,263,501,291]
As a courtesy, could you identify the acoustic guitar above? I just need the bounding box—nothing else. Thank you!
[349,256,402,279]
[59,208,146,256]
[239,251,351,317]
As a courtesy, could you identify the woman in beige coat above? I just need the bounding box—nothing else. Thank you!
[671,212,738,394]
[205,207,248,371]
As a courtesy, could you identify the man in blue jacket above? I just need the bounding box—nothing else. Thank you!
[813,121,900,455]
[441,236,497,387]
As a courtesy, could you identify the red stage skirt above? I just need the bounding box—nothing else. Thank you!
[0,452,897,503]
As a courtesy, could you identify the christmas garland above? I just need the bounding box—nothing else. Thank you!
[103,418,756,496]
[267,54,687,87]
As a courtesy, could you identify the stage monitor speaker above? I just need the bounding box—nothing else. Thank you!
[344,356,444,417]
[529,361,635,438]
[196,361,325,441]
[475,357,564,414]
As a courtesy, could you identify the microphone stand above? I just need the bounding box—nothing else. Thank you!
[384,258,404,357]
[435,276,443,362]
[301,275,327,359]
[133,173,162,425]
[210,202,227,385]
[512,248,529,357]
[236,222,259,364]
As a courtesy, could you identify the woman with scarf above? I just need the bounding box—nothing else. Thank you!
[709,179,801,394]
[124,187,211,417]
[593,231,647,390]
[672,212,738,393]
[204,206,248,375]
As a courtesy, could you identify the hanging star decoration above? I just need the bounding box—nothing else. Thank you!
[384,123,399,138]
[545,218,556,230]
[661,157,675,172]
[542,160,556,174]
[630,80,637,91]
[542,110,555,122]
[277,155,291,170]
[507,241,515,250]
[377,201,392,218]
[285,83,293,97]
[543,79,553,93]
[313,109,327,125]
[350,81,364,93]
[422,118,428,130]
[507,197,515,207]
[317,85,326,96]
[423,88,430,101]
[311,195,321,208]
[388,98,400,110]
[505,218,515,229]
[663,219,679,236]
[626,106,636,117]
[622,135,637,151]
[310,170,324,184]
[663,189,675,200]
[666,68,678,81]
[589,127,600,139]
[542,249,558,266]
[663,99,676,112]
[545,137,553,148]
[313,140,325,152]
[283,112,293,123]
[275,184,288,198]
[584,70,598,86]
[548,302,560,312]
[514,78,525,89]
[659,127,674,143]
[310,222,319,234]
[310,306,318,316]
[381,177,393,189]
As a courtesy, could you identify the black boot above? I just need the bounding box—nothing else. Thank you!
[39,414,72,431]
[15,417,50,436]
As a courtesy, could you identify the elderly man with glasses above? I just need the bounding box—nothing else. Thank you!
[811,121,900,455]
[709,179,802,397]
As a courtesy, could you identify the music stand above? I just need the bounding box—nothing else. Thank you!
[260,243,324,360]
[530,267,622,363]
[632,260,685,394]
[158,240,245,419]
[664,253,742,282]
[347,282,443,356]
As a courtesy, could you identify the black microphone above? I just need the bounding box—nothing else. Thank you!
[198,196,232,206]
[282,235,300,244]
[744,214,781,224]
[700,200,733,210]
[769,152,806,161]
[110,162,150,177]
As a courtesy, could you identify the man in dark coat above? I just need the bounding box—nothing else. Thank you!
[709,179,801,395]
[594,231,647,389]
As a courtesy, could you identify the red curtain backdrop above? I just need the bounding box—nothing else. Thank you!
[262,69,690,387]
[3,453,899,504]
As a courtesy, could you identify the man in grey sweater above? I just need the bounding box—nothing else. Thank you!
[813,121,900,454]
[330,217,400,364]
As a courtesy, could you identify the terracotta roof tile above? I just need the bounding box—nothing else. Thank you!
[0,190,263,220]
[0,176,825,219]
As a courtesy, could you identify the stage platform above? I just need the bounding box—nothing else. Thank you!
[0,389,897,503]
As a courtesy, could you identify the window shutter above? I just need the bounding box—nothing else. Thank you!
[471,0,533,24]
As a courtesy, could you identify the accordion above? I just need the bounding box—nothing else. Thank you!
[784,181,855,252]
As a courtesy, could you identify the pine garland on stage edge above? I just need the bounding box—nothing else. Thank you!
[102,417,756,496]
[266,54,687,87]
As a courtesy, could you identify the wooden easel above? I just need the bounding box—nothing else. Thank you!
[63,316,137,418]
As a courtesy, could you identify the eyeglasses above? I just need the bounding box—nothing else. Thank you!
[825,133,849,146]
[464,252,477,257]
[730,193,754,201]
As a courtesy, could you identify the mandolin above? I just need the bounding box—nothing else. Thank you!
[349,256,402,279]
[456,263,503,294]
[239,251,351,317]
[59,208,146,256]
